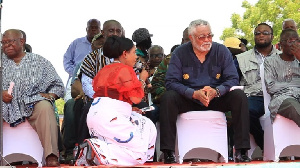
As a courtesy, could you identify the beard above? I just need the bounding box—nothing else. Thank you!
[194,42,212,52]
[255,41,272,48]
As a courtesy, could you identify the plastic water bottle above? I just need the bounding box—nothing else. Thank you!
[70,143,79,165]
[73,143,79,159]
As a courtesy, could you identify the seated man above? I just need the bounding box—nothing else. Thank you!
[236,23,280,153]
[264,29,300,126]
[1,29,65,167]
[160,19,251,164]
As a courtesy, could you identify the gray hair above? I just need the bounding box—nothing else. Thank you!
[188,19,211,35]
[282,18,297,29]
[148,45,164,55]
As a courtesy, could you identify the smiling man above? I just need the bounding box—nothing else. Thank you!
[1,29,65,167]
[160,19,251,163]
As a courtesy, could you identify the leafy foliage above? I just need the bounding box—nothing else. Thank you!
[220,0,300,48]
[55,98,65,115]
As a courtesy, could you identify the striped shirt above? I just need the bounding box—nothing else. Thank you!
[2,53,65,126]
[264,53,300,121]
[80,48,111,98]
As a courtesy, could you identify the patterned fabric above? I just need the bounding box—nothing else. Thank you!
[2,53,65,126]
[80,48,110,98]
[81,73,95,98]
[264,53,300,122]
[150,54,171,104]
[80,48,110,79]
[93,63,144,105]
[76,97,156,166]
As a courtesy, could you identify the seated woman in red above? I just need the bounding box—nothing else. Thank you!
[76,35,157,166]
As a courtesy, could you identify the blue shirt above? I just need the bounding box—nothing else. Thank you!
[63,36,92,76]
[166,42,239,104]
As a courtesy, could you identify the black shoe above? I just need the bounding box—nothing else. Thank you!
[279,156,290,161]
[234,149,251,163]
[59,154,66,164]
[163,150,176,164]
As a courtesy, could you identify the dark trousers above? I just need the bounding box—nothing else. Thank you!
[61,98,84,154]
[77,99,93,144]
[160,89,250,151]
[248,96,264,150]
[61,99,76,154]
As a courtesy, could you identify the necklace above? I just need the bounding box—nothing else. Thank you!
[113,60,121,63]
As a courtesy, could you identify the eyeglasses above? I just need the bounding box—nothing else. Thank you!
[1,38,21,45]
[150,53,164,58]
[280,38,300,45]
[193,34,214,41]
[254,31,272,36]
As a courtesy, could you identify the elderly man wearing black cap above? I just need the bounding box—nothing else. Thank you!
[132,28,153,63]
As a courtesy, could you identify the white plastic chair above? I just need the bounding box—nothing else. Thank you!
[176,111,228,163]
[261,64,300,162]
[246,64,268,160]
[3,120,44,167]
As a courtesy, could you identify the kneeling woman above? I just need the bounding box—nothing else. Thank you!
[76,36,157,166]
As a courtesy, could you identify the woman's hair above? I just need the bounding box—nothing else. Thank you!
[103,35,134,58]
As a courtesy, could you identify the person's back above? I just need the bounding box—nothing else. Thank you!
[75,36,157,166]
[93,63,143,103]
[76,19,125,147]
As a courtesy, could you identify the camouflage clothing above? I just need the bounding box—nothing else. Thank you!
[150,54,172,104]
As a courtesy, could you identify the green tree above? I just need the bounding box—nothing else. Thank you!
[55,98,65,115]
[220,0,300,48]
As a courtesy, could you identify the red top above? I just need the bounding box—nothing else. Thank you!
[93,63,144,105]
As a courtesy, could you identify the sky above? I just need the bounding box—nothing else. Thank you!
[1,0,259,86]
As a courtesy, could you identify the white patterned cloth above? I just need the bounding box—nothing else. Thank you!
[2,53,65,126]
[76,97,156,166]
[264,53,300,121]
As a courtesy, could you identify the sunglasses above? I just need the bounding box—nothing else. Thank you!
[254,31,272,36]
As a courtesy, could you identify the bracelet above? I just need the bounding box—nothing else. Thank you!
[49,94,56,102]
[215,88,221,97]
[139,79,146,88]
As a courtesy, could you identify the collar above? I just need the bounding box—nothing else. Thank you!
[136,48,146,58]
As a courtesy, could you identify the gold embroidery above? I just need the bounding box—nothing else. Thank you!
[183,74,189,80]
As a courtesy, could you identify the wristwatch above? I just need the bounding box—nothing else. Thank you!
[215,88,221,97]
